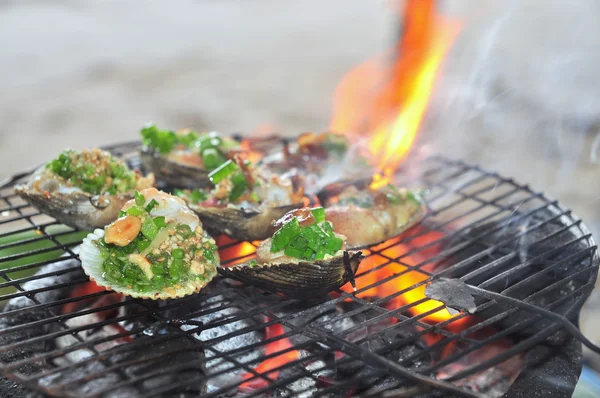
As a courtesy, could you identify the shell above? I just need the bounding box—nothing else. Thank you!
[187,202,303,241]
[14,167,131,230]
[80,229,218,300]
[220,251,363,297]
[318,180,427,249]
[140,147,210,189]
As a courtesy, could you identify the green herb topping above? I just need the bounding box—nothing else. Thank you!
[46,148,148,195]
[140,123,238,171]
[99,191,218,294]
[337,185,422,208]
[174,189,208,204]
[321,133,349,157]
[270,207,343,261]
[176,156,259,206]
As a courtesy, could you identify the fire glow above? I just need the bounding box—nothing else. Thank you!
[330,0,461,188]
[240,320,299,391]
[339,227,469,326]
[224,0,467,390]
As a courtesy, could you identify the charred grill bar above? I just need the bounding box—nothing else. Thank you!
[0,140,597,397]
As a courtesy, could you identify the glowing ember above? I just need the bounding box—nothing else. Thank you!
[329,0,461,188]
[61,281,107,314]
[240,320,299,391]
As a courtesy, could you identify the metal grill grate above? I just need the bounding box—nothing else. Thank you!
[0,141,597,398]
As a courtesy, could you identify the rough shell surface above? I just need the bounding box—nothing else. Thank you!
[221,251,363,297]
[140,147,210,189]
[188,202,303,241]
[14,167,130,230]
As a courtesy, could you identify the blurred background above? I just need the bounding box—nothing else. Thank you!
[1,0,599,393]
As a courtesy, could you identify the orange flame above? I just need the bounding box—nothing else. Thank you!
[329,0,461,188]
[342,228,469,327]
[240,321,299,391]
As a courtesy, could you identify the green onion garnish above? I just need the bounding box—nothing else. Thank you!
[134,191,146,207]
[311,207,326,223]
[271,217,301,252]
[270,210,342,261]
[208,159,238,184]
[145,199,159,212]
[201,147,226,170]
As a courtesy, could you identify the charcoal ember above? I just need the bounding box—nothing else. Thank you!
[334,328,428,393]
[272,373,317,398]
[0,257,202,398]
[0,257,83,397]
[38,332,206,397]
[439,209,596,339]
[120,296,160,333]
[163,281,262,393]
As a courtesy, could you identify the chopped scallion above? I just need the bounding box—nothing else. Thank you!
[208,160,238,184]
[134,191,146,207]
[311,207,326,223]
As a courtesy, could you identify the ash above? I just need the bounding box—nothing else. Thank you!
[180,292,262,392]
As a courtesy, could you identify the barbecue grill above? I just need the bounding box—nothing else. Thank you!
[0,140,597,398]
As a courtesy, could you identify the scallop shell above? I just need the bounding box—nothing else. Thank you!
[140,147,210,189]
[220,251,363,297]
[187,202,303,241]
[80,229,218,300]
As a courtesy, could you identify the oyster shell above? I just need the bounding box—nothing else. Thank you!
[139,126,240,189]
[179,160,305,241]
[140,146,211,189]
[318,180,427,249]
[14,150,154,230]
[187,202,302,241]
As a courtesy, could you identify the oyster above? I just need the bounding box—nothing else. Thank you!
[176,158,304,241]
[80,188,219,299]
[140,124,239,189]
[221,207,363,296]
[260,132,372,194]
[14,148,154,230]
[318,181,427,249]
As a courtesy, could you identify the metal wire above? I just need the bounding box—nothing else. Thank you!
[0,142,596,398]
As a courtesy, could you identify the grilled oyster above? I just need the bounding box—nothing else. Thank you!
[260,132,372,194]
[318,181,426,249]
[221,207,363,296]
[14,148,154,230]
[140,124,239,189]
[80,188,219,299]
[176,157,304,241]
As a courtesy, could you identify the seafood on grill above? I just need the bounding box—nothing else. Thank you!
[14,148,155,230]
[140,124,239,189]
[221,206,363,296]
[175,156,304,241]
[317,180,426,249]
[80,188,219,299]
[260,132,371,193]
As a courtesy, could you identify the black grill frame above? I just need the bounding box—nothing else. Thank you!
[0,140,597,398]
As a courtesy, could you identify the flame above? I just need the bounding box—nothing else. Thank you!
[240,321,299,391]
[342,228,469,326]
[217,235,259,266]
[329,0,461,188]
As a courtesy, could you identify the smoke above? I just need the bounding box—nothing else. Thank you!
[421,0,600,240]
